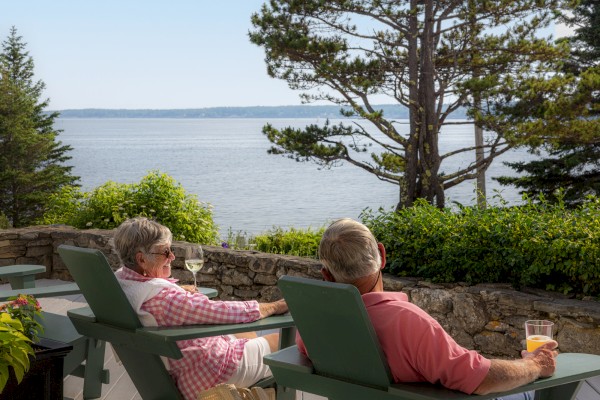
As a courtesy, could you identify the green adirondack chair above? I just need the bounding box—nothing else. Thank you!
[0,264,109,399]
[57,244,297,400]
[267,275,600,400]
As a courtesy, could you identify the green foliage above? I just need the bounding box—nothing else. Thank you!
[497,144,600,206]
[39,171,219,245]
[0,295,44,392]
[0,27,78,227]
[0,213,10,229]
[361,197,600,297]
[250,226,325,258]
[497,1,600,204]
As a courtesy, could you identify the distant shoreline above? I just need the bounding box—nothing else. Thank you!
[52,105,469,120]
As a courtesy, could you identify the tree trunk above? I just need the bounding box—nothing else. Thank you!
[400,0,420,210]
[475,123,486,208]
[418,0,444,208]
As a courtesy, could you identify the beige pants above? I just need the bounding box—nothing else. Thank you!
[225,336,273,388]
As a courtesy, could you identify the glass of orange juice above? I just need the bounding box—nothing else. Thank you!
[525,320,554,352]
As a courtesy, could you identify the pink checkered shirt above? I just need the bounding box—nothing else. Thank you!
[115,267,261,400]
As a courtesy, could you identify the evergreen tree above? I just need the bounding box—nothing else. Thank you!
[0,27,78,227]
[497,0,600,205]
[250,0,571,209]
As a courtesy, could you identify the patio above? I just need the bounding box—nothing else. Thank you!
[1,278,322,400]
[2,278,599,400]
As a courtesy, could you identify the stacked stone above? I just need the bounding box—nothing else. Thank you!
[383,276,600,357]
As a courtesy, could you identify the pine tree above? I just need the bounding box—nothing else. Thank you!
[497,0,600,206]
[250,0,571,209]
[0,27,78,227]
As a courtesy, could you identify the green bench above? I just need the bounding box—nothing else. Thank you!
[268,276,600,400]
[0,264,47,289]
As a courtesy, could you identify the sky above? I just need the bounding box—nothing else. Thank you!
[1,1,573,111]
[0,0,302,110]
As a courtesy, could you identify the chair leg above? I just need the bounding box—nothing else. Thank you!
[276,327,298,400]
[276,385,297,400]
[82,339,109,399]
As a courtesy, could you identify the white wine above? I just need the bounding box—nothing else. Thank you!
[185,259,204,273]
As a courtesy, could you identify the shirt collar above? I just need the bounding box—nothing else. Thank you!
[362,291,409,307]
[115,266,179,283]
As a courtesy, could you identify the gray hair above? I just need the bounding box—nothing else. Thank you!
[318,218,381,283]
[113,217,172,270]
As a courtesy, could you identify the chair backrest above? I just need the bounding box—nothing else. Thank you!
[58,244,183,400]
[278,275,392,389]
[58,245,141,329]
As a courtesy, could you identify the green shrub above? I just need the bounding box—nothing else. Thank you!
[0,212,10,229]
[250,226,325,258]
[361,197,600,297]
[39,171,219,244]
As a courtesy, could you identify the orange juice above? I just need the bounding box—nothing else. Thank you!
[526,335,552,352]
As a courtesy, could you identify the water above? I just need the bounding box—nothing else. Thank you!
[55,118,533,236]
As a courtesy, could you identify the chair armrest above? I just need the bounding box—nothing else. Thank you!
[67,307,295,360]
[68,307,184,359]
[138,314,295,342]
[0,283,81,301]
[386,353,600,400]
[198,287,218,299]
[264,345,314,374]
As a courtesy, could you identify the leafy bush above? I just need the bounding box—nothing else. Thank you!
[39,171,219,244]
[361,197,600,297]
[0,295,44,392]
[250,226,325,258]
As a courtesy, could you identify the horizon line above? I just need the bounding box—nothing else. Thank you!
[51,104,408,112]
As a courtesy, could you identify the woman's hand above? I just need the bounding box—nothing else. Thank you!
[179,284,198,294]
[258,299,288,319]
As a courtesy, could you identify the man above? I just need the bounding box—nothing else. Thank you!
[297,218,558,399]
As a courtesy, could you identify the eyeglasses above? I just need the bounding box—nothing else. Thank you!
[149,247,174,258]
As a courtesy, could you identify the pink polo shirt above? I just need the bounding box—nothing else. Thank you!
[297,291,490,394]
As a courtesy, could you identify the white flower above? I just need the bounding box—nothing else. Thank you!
[86,222,93,227]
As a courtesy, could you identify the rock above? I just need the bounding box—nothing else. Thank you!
[452,293,488,335]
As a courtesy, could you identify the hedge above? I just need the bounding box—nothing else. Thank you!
[361,197,600,297]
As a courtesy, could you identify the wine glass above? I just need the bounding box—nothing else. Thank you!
[184,246,204,288]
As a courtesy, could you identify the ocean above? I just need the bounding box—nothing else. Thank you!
[55,118,532,236]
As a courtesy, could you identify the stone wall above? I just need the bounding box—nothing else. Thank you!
[1,225,600,358]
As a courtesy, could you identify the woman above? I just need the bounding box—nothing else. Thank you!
[112,217,288,400]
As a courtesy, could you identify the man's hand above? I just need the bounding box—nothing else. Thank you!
[521,340,559,378]
[474,340,559,395]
